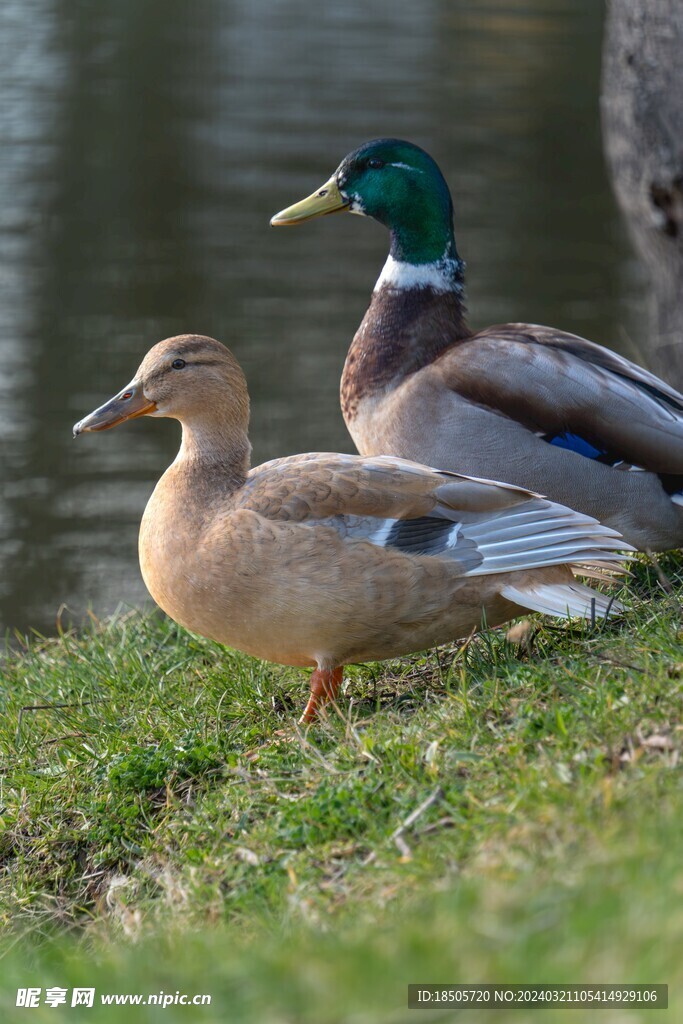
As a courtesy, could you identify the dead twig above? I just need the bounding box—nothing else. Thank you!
[42,733,85,747]
[391,787,444,860]
[597,657,646,675]
[645,550,681,618]
[16,700,106,746]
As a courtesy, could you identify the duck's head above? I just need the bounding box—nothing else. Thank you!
[271,138,458,266]
[73,335,249,437]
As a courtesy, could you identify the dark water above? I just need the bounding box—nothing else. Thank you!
[0,0,647,635]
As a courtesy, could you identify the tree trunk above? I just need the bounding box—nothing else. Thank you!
[601,0,683,385]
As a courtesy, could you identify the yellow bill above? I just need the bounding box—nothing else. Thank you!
[270,176,349,226]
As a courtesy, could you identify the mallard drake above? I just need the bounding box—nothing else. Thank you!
[73,335,626,723]
[271,138,683,551]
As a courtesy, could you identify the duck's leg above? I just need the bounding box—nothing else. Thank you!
[299,666,343,725]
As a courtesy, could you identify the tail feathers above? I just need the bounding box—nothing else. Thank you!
[501,581,623,620]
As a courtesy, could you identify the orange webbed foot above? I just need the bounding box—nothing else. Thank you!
[299,666,344,725]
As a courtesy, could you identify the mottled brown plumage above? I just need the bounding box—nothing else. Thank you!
[74,335,628,722]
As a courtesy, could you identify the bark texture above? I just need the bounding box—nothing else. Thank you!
[601,0,683,384]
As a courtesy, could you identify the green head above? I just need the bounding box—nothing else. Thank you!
[272,138,462,271]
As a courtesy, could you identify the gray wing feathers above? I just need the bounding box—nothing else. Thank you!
[327,496,628,577]
[455,328,683,473]
[456,498,627,576]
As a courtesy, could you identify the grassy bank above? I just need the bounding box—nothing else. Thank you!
[0,556,682,1022]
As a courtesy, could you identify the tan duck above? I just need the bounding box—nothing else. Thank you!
[74,335,627,723]
[271,138,683,551]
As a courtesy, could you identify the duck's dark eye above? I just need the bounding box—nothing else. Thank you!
[171,358,186,370]
[367,158,384,170]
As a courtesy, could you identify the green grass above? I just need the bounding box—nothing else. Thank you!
[0,556,681,1022]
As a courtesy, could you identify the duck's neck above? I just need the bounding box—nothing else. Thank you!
[341,233,469,423]
[384,214,465,291]
[171,419,251,501]
[374,246,465,295]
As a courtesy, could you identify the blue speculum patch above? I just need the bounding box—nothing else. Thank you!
[546,432,606,460]
[544,434,683,497]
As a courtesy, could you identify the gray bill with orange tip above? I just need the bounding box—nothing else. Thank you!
[270,176,349,225]
[73,379,156,436]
